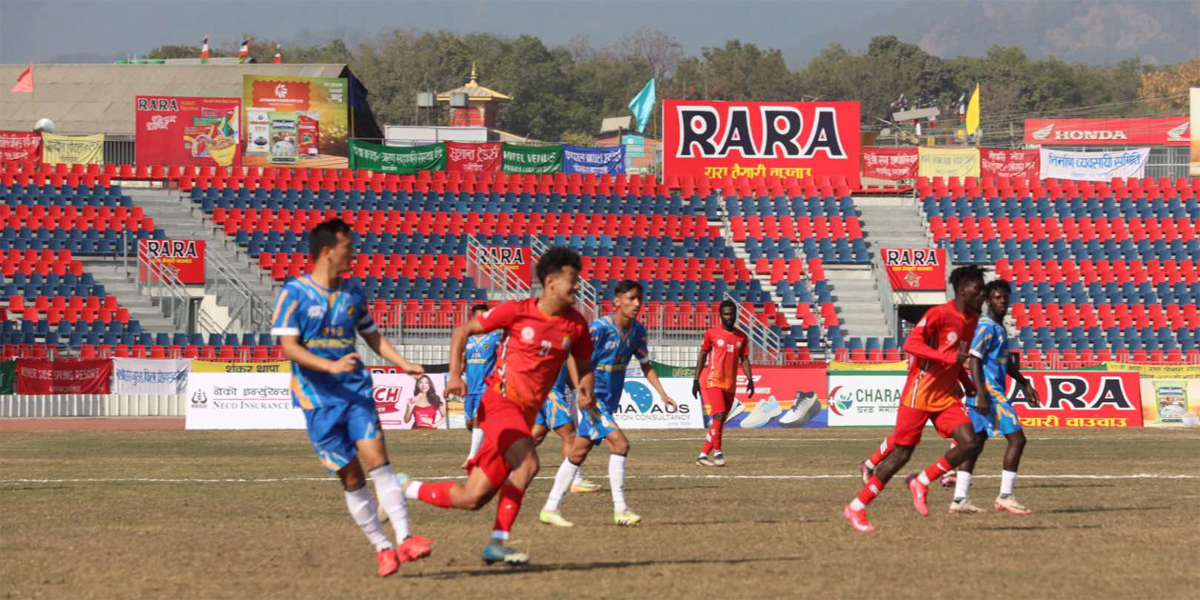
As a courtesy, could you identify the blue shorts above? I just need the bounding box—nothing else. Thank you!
[578,404,620,443]
[303,400,382,473]
[536,388,575,430]
[967,399,1023,438]
[464,392,483,421]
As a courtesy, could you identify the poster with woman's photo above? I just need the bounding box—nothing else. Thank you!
[372,372,450,430]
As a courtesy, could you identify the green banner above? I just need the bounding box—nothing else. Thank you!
[501,143,563,174]
[649,360,696,378]
[0,360,13,394]
[348,140,446,174]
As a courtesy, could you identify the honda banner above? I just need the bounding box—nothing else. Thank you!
[0,131,42,162]
[16,359,112,394]
[445,142,502,174]
[881,248,947,291]
[861,147,918,181]
[724,365,828,429]
[980,148,1039,179]
[663,100,861,187]
[372,372,451,430]
[1039,147,1149,182]
[1025,117,1190,146]
[134,96,242,168]
[1011,371,1143,428]
[138,239,206,285]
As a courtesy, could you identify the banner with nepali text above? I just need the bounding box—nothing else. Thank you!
[562,144,626,175]
[917,147,979,178]
[112,357,191,395]
[502,143,563,174]
[0,131,42,162]
[980,148,1039,179]
[135,96,241,168]
[348,140,446,174]
[445,141,501,174]
[41,133,103,165]
[861,147,918,180]
[1038,148,1149,182]
[880,247,947,291]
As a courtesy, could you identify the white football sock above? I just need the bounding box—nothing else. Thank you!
[344,485,391,552]
[404,480,422,500]
[609,454,628,513]
[467,428,485,461]
[369,463,411,540]
[953,470,973,501]
[572,466,585,486]
[1000,470,1018,496]
[850,498,866,511]
[542,460,580,512]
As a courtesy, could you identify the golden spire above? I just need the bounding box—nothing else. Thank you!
[469,62,477,85]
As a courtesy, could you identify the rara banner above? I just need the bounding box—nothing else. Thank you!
[502,143,563,174]
[880,247,947,291]
[562,144,626,175]
[663,100,860,187]
[348,140,446,174]
[135,96,241,168]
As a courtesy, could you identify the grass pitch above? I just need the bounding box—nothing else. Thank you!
[1,426,1197,599]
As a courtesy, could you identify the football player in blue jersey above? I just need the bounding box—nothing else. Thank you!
[271,219,431,578]
[461,304,503,468]
[951,279,1041,516]
[530,364,602,493]
[538,280,676,527]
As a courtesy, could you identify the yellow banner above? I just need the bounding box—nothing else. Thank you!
[41,133,104,165]
[1105,362,1200,378]
[829,361,908,373]
[189,360,290,373]
[918,147,980,178]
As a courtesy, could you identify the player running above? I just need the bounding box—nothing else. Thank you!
[538,280,676,527]
[272,219,432,578]
[401,247,594,566]
[844,265,986,533]
[692,300,754,467]
[462,304,503,468]
[951,278,1041,515]
[530,366,603,494]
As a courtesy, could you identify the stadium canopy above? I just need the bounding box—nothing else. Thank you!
[0,63,382,139]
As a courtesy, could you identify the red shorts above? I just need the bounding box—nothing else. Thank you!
[891,403,971,447]
[702,386,736,414]
[465,389,536,488]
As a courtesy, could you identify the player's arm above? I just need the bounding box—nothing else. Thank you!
[968,355,989,413]
[640,361,676,409]
[447,318,490,397]
[903,310,962,366]
[360,329,423,376]
[1006,358,1041,406]
[278,336,360,374]
[957,367,976,399]
[572,325,597,411]
[692,332,711,399]
[740,354,755,398]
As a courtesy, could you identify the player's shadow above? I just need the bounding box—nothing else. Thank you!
[412,555,805,579]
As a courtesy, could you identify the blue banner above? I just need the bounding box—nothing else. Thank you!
[562,145,626,175]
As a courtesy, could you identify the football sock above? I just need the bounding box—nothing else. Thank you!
[953,470,973,501]
[917,457,953,486]
[492,484,525,540]
[851,475,885,510]
[609,453,628,513]
[369,463,411,540]
[709,419,724,452]
[865,435,894,470]
[415,481,456,509]
[344,484,392,552]
[572,466,585,486]
[466,428,485,461]
[543,459,581,512]
[1000,470,1018,496]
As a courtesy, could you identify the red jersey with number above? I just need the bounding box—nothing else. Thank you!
[477,298,593,415]
[900,301,978,412]
[701,327,748,393]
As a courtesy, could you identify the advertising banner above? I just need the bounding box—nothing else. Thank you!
[112,357,190,394]
[134,96,241,168]
[917,147,979,178]
[474,246,532,286]
[242,75,350,165]
[502,143,563,174]
[1010,371,1143,428]
[1105,362,1200,425]
[40,133,103,165]
[1038,147,1149,182]
[0,131,42,162]
[0,360,14,394]
[267,112,300,164]
[827,372,906,426]
[184,361,299,430]
[372,372,451,430]
[612,377,704,429]
[980,148,1039,179]
[880,247,947,291]
[15,359,112,394]
[445,141,502,174]
[1025,116,1190,146]
[663,100,860,186]
[562,144,626,175]
[1190,89,1200,176]
[138,239,206,285]
[348,140,446,174]
[723,365,828,429]
[861,147,918,181]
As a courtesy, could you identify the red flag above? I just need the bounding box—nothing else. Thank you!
[273,43,282,64]
[11,64,32,93]
[200,36,210,63]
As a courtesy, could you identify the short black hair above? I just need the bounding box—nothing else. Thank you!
[470,303,489,314]
[614,280,643,296]
[948,264,985,292]
[535,246,582,284]
[719,299,738,313]
[309,219,352,260]
[985,279,1012,296]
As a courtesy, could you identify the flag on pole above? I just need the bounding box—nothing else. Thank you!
[238,38,250,63]
[273,43,282,64]
[200,36,210,64]
[11,64,32,93]
[957,92,966,120]
[628,79,656,133]
[890,93,907,109]
[965,83,981,135]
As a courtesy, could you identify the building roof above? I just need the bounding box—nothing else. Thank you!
[0,63,350,136]
[437,64,512,103]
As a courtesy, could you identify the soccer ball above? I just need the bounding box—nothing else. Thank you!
[34,118,55,133]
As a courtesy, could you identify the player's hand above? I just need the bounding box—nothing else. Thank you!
[576,387,596,411]
[692,378,701,399]
[662,395,677,409]
[1025,383,1041,407]
[745,382,754,399]
[328,353,361,374]
[446,375,467,398]
[955,342,970,365]
[961,379,977,399]
[976,398,990,414]
[403,362,425,377]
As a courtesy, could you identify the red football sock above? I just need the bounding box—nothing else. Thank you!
[866,435,894,469]
[855,475,886,507]
[416,481,456,508]
[492,484,525,534]
[918,457,953,486]
[710,419,724,452]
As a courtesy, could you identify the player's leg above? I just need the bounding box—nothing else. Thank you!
[845,405,924,533]
[531,423,550,446]
[354,421,433,563]
[602,427,639,526]
[482,435,539,565]
[860,434,895,483]
[994,403,1032,514]
[951,404,993,514]
[462,393,484,468]
[540,431,594,527]
[697,387,728,466]
[556,421,598,493]
[906,411,980,517]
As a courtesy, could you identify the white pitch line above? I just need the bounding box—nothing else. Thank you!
[2,473,1196,485]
